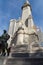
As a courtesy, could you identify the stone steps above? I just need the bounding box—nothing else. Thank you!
[0,55,43,65]
[4,57,43,65]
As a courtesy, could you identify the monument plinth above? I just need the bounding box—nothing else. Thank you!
[4,31,43,65]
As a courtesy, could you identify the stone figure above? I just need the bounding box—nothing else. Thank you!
[0,30,10,56]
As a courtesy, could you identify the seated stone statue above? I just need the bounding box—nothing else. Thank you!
[0,30,10,56]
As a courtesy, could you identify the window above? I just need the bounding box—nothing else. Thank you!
[25,18,28,27]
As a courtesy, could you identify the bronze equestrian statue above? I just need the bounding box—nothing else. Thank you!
[0,30,10,56]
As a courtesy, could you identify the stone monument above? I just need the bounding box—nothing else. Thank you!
[4,0,43,65]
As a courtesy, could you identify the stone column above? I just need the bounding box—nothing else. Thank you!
[7,19,15,47]
[22,5,32,22]
[13,19,16,35]
[16,32,24,45]
[8,19,15,35]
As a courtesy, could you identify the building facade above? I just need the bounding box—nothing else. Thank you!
[7,0,43,53]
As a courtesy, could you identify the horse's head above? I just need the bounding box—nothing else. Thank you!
[6,34,10,41]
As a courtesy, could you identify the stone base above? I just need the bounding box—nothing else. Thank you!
[4,53,43,65]
[4,57,43,65]
[3,44,43,65]
[0,56,7,65]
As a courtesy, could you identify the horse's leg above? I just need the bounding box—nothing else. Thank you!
[0,46,1,53]
[0,49,2,55]
[6,43,11,56]
[7,47,11,56]
[0,49,1,53]
[5,43,9,56]
[2,48,6,56]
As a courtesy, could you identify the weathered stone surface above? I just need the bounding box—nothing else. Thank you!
[4,0,43,65]
[4,55,43,65]
[0,56,7,65]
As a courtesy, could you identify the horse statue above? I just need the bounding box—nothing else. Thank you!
[0,30,10,56]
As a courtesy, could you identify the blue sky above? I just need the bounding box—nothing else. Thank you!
[0,0,43,35]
